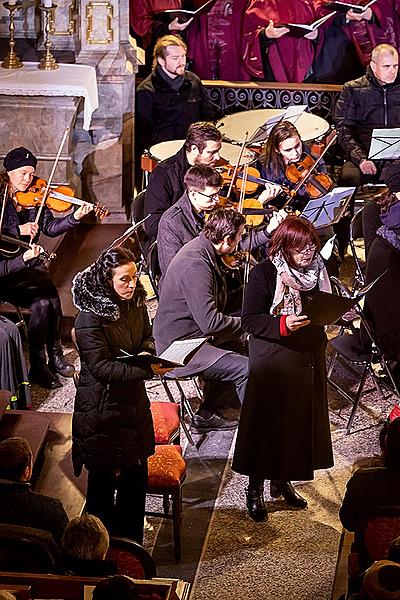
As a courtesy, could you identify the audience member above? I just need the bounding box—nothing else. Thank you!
[0,592,17,600]
[154,207,249,432]
[144,121,222,242]
[61,514,117,577]
[135,35,216,165]
[92,575,139,600]
[340,419,400,537]
[0,437,69,545]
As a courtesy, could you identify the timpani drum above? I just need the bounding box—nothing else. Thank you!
[216,109,330,145]
[148,140,256,166]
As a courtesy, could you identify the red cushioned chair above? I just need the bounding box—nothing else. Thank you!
[348,506,400,586]
[146,445,186,561]
[107,537,157,579]
[150,402,180,445]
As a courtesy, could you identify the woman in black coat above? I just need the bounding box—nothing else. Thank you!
[72,247,165,543]
[232,216,334,522]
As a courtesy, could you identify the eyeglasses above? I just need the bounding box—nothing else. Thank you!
[194,190,221,202]
[293,244,317,256]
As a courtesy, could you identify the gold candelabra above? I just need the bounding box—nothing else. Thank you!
[2,2,23,69]
[38,4,58,70]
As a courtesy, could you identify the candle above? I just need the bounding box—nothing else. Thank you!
[7,0,17,6]
[42,0,52,7]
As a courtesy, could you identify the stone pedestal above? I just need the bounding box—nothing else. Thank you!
[0,95,81,185]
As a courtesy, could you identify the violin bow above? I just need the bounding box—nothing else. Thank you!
[0,185,7,240]
[291,132,338,197]
[33,127,70,231]
[226,131,249,200]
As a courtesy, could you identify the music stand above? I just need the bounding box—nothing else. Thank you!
[247,105,308,145]
[301,186,355,229]
[368,128,400,160]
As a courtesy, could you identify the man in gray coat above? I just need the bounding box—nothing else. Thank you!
[153,208,249,432]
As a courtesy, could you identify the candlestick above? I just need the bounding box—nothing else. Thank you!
[38,4,58,70]
[1,2,23,69]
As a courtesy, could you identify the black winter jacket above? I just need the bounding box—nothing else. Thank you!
[135,66,216,159]
[334,67,400,166]
[71,269,155,476]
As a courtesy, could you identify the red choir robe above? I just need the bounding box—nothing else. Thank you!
[130,0,182,47]
[339,0,400,65]
[186,0,249,80]
[241,0,327,82]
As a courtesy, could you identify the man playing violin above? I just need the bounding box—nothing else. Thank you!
[0,146,93,390]
[157,164,284,286]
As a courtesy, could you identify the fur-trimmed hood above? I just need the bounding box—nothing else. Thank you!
[72,262,146,321]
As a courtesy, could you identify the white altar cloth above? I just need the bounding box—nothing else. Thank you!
[0,62,99,130]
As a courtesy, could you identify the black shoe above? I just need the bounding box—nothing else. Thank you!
[245,486,268,522]
[270,480,307,509]
[190,412,238,432]
[48,341,75,378]
[29,364,62,390]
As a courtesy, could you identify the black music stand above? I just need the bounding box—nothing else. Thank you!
[368,128,400,160]
[248,105,307,145]
[301,186,355,229]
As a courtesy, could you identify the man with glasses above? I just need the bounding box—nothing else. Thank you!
[157,164,280,287]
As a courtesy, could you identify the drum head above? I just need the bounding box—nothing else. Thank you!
[149,140,255,166]
[149,140,185,162]
[217,109,329,144]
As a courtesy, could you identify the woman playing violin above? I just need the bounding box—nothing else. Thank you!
[258,120,330,212]
[0,146,94,390]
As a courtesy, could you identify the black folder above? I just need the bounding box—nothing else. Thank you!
[155,0,218,23]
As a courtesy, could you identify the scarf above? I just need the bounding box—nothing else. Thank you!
[270,251,331,316]
[377,225,400,252]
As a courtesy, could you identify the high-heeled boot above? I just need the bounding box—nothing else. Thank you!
[270,480,307,509]
[245,478,267,522]
[48,340,75,378]
[29,349,61,390]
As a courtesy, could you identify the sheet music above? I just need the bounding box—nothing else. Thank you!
[159,337,208,365]
[368,128,400,160]
[301,187,355,228]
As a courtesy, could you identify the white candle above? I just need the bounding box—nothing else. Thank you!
[43,0,53,7]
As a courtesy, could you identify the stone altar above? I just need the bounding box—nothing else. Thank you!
[0,0,138,223]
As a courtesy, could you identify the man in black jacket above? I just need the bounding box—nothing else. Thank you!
[0,437,69,545]
[334,43,400,188]
[135,34,216,167]
[143,121,222,242]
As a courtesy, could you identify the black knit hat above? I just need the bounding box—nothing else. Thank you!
[382,160,400,194]
[3,147,37,172]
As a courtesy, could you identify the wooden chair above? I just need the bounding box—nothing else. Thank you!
[146,445,187,561]
[107,536,157,579]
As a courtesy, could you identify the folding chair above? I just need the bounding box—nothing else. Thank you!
[349,208,366,292]
[327,277,400,434]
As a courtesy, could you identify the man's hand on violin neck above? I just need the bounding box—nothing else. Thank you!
[73,201,94,221]
[19,222,39,238]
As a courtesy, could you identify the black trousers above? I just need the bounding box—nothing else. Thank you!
[0,265,62,355]
[85,462,148,544]
[201,352,249,413]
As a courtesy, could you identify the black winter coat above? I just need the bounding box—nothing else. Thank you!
[232,259,334,481]
[135,66,216,159]
[334,67,400,166]
[72,275,155,476]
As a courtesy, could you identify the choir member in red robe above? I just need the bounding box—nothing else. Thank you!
[241,0,328,83]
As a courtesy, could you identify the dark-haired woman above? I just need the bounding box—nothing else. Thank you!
[232,216,334,522]
[71,247,167,543]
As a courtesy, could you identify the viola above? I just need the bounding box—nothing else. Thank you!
[285,154,333,199]
[15,177,110,220]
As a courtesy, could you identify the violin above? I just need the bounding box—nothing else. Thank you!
[285,154,333,199]
[0,232,55,260]
[15,177,110,220]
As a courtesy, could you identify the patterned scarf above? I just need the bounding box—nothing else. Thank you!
[377,225,400,251]
[270,251,331,316]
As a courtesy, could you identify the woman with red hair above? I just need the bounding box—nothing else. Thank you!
[232,216,334,522]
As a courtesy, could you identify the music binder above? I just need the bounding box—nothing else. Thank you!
[155,0,218,23]
[325,0,377,13]
[117,337,208,369]
[277,11,336,37]
[368,128,400,160]
[301,186,356,229]
[301,269,388,326]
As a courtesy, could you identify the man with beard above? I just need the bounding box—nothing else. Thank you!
[143,121,222,242]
